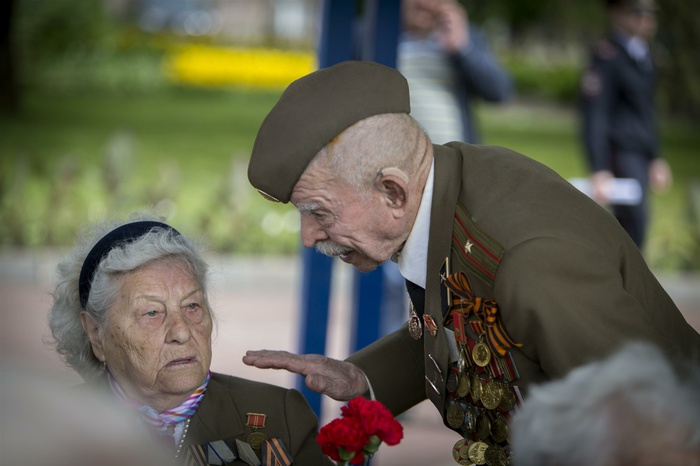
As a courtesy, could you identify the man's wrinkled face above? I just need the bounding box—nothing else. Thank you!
[93,259,212,409]
[291,162,400,273]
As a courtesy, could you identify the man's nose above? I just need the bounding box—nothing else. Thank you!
[299,216,328,248]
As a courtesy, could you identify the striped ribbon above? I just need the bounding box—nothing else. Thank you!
[107,369,211,443]
[262,438,293,466]
[444,271,521,357]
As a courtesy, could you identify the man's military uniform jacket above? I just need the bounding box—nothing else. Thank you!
[83,372,332,465]
[347,142,700,453]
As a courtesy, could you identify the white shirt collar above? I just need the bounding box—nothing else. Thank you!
[397,160,434,288]
[614,29,648,61]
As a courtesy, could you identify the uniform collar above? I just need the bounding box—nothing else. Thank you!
[397,160,434,288]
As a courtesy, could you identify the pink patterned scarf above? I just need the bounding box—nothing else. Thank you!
[107,369,211,445]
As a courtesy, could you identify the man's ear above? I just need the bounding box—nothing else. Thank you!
[375,167,409,211]
[80,312,106,363]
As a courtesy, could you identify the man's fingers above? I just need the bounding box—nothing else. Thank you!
[305,373,328,393]
[242,350,324,376]
[306,373,354,401]
[244,351,367,401]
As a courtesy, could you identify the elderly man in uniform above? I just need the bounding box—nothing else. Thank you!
[580,0,671,249]
[244,61,700,464]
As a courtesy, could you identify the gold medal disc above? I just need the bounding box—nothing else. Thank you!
[498,388,516,412]
[476,414,492,441]
[470,375,483,403]
[490,416,509,444]
[468,441,489,465]
[481,382,502,410]
[456,372,471,398]
[472,341,492,367]
[484,444,508,466]
[246,431,268,450]
[447,403,465,429]
[452,438,468,463]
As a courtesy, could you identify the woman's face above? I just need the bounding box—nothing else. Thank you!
[88,259,213,411]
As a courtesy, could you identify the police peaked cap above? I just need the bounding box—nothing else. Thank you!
[248,60,411,203]
[607,0,657,11]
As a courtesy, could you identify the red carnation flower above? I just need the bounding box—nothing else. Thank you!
[341,397,403,445]
[316,417,369,464]
[317,397,404,465]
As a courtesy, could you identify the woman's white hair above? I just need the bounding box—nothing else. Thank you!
[48,212,212,381]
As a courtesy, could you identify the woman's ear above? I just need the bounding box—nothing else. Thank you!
[375,167,409,211]
[81,312,106,363]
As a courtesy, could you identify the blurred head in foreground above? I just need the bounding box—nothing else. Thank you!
[511,342,700,466]
[0,367,168,466]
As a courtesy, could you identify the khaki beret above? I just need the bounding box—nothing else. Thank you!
[248,60,410,203]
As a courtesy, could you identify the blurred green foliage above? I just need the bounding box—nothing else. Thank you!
[13,0,169,95]
[502,55,581,103]
[15,0,113,59]
[0,88,302,254]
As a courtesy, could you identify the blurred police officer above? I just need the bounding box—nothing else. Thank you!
[581,0,671,249]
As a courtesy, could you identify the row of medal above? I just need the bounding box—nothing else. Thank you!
[445,336,523,466]
[181,413,293,466]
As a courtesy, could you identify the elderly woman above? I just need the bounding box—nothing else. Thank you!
[49,215,332,465]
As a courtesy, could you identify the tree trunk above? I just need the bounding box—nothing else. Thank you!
[0,0,19,116]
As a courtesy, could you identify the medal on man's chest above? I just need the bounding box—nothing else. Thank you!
[408,301,423,339]
[245,413,268,450]
[439,253,525,465]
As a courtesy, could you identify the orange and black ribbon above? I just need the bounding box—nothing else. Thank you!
[262,438,293,466]
[444,271,521,357]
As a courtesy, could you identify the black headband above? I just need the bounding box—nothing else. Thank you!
[78,221,180,309]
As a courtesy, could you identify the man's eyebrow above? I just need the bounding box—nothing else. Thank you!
[296,202,320,214]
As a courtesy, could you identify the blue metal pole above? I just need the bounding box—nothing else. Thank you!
[297,0,358,418]
[350,0,402,353]
[317,0,357,69]
[360,0,402,67]
[298,0,402,420]
[349,8,403,466]
[297,248,333,416]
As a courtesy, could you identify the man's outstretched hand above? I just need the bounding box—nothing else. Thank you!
[243,350,369,401]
